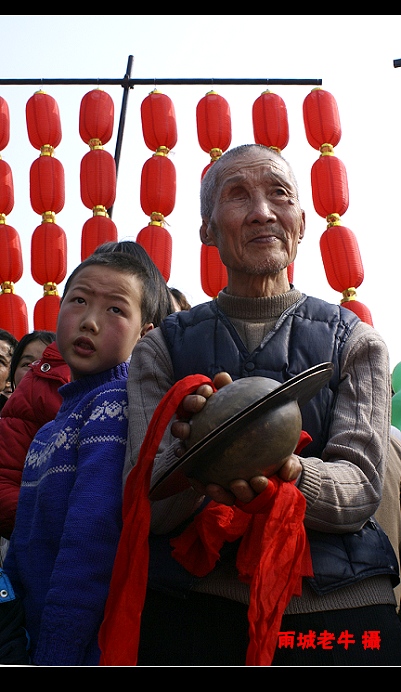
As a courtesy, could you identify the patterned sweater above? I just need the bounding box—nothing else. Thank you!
[4,363,129,666]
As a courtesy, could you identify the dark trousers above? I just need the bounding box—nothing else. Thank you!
[137,588,401,666]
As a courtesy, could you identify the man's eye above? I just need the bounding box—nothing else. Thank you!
[110,306,122,314]
[229,188,246,199]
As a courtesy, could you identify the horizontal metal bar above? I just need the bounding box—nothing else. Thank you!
[0,77,322,87]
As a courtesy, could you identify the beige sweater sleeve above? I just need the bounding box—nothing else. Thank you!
[123,320,391,535]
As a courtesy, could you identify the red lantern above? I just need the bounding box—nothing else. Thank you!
[341,298,373,326]
[287,262,294,285]
[196,93,231,297]
[320,226,364,292]
[140,154,176,218]
[0,101,26,335]
[201,161,214,180]
[0,225,23,284]
[0,159,14,217]
[26,91,66,331]
[29,156,65,215]
[0,222,27,339]
[31,223,67,286]
[196,91,232,155]
[0,292,28,340]
[311,154,349,219]
[136,225,172,282]
[80,148,116,211]
[33,293,61,332]
[0,97,10,151]
[79,89,114,145]
[81,215,118,260]
[303,88,342,150]
[26,91,62,150]
[200,245,228,298]
[141,90,177,152]
[252,90,289,151]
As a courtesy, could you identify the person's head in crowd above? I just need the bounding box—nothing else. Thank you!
[93,240,175,326]
[57,251,157,381]
[0,329,18,402]
[168,287,191,312]
[9,330,56,391]
[200,143,305,294]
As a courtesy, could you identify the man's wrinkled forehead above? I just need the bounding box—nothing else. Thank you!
[217,149,294,188]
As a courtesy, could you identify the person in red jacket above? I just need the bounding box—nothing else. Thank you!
[0,341,70,542]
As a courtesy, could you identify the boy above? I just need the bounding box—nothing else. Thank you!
[4,251,159,666]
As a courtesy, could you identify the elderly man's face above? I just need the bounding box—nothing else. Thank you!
[201,150,305,295]
[0,339,14,395]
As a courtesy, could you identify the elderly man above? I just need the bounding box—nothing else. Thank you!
[101,144,401,666]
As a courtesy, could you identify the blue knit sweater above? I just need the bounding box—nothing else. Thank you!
[4,363,130,666]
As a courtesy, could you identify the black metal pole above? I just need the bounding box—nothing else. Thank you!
[0,77,322,86]
[108,55,134,219]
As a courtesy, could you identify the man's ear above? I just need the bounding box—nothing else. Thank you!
[298,210,306,243]
[200,219,216,247]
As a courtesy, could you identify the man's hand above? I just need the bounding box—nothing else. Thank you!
[171,372,232,447]
[188,454,303,506]
[171,372,303,505]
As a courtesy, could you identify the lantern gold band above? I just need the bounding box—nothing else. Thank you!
[42,211,56,223]
[40,144,55,157]
[320,143,334,156]
[43,282,58,296]
[92,205,108,217]
[88,138,103,150]
[341,288,357,302]
[150,212,165,223]
[326,213,341,227]
[0,281,15,294]
[209,148,223,161]
[154,148,169,157]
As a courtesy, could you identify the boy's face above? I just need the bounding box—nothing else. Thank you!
[56,265,152,380]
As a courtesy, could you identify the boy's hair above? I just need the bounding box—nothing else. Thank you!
[93,240,174,326]
[9,330,56,391]
[61,252,159,326]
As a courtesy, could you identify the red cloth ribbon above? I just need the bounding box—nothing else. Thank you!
[98,376,313,667]
[98,374,213,666]
[170,431,313,666]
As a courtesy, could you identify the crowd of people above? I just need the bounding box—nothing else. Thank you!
[0,144,400,666]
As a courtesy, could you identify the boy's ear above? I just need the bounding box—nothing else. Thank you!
[140,323,154,337]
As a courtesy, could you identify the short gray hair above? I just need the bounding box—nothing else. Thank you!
[200,144,298,220]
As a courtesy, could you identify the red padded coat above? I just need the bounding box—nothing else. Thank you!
[0,341,70,539]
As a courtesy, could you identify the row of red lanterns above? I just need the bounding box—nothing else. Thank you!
[302,88,373,325]
[0,86,372,338]
[136,89,176,282]
[0,97,27,339]
[26,90,67,333]
[79,89,117,259]
[195,88,293,296]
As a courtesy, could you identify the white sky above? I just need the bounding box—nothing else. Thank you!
[1,14,401,372]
